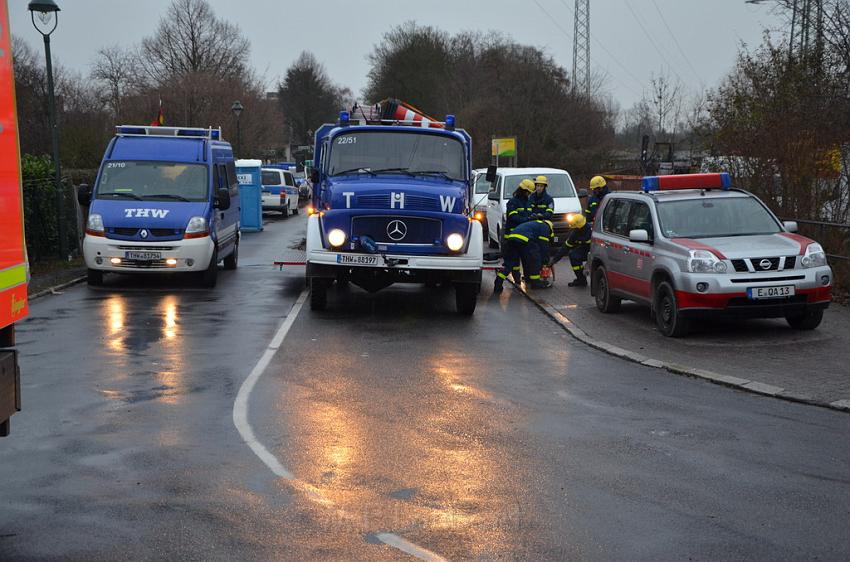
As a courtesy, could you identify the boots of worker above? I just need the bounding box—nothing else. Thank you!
[493,277,504,294]
[511,269,522,284]
[529,279,550,289]
[568,271,587,287]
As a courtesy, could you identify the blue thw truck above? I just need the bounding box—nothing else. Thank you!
[305,107,484,314]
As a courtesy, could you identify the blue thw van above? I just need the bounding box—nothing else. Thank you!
[79,126,240,287]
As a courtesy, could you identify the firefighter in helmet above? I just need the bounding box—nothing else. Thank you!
[550,213,591,287]
[528,176,555,221]
[494,219,554,294]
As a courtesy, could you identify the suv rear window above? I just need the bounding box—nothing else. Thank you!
[262,171,282,186]
[657,196,781,238]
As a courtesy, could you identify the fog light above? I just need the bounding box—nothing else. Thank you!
[696,282,709,293]
[446,233,464,251]
[821,275,830,286]
[166,258,178,266]
[95,257,103,265]
[110,257,121,265]
[187,259,195,267]
[327,228,346,247]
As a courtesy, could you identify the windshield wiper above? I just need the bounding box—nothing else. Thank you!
[408,170,459,181]
[143,194,191,202]
[370,167,415,176]
[98,191,142,200]
[332,167,376,176]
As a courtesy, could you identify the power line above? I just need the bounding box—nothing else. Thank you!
[624,0,685,84]
[650,0,705,86]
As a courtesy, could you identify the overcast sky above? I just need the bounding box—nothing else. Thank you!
[9,0,782,111]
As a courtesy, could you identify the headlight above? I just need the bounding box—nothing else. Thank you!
[446,233,464,251]
[687,250,727,273]
[85,213,105,235]
[184,216,209,239]
[801,243,827,268]
[327,228,346,247]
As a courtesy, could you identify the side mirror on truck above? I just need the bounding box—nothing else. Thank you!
[485,165,497,183]
[311,169,320,184]
[214,188,231,210]
[77,184,91,206]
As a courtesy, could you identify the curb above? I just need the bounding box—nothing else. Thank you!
[28,275,87,301]
[510,282,850,414]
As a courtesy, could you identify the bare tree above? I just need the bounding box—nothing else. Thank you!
[139,0,250,81]
[90,45,140,122]
[649,71,683,136]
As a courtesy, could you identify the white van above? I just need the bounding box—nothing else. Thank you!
[485,167,582,248]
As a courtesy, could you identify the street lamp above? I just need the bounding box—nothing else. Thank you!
[28,0,66,260]
[231,100,244,156]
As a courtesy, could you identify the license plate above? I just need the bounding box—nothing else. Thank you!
[124,251,161,261]
[747,285,795,299]
[336,254,378,265]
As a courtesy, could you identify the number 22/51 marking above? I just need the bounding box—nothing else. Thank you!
[337,137,356,145]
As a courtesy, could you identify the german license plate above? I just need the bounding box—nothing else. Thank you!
[125,251,161,260]
[337,254,378,265]
[747,285,795,299]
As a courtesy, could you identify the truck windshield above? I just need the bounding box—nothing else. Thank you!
[329,131,465,181]
[96,161,209,202]
[657,196,782,238]
[504,174,576,197]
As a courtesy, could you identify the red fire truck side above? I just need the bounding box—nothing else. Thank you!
[0,0,29,436]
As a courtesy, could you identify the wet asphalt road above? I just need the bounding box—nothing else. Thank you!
[2,214,850,561]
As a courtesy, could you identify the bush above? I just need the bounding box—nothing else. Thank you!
[20,154,79,263]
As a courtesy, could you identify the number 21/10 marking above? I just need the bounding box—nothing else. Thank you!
[337,137,356,144]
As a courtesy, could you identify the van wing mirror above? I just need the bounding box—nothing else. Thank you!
[215,187,231,210]
[77,184,91,206]
[577,188,589,198]
[485,165,497,183]
[783,221,798,233]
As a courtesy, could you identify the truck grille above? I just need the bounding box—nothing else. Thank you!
[356,194,441,212]
[351,216,442,245]
[731,256,797,272]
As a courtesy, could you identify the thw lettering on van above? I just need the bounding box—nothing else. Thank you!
[124,208,171,218]
[343,192,355,208]
[391,192,405,209]
[439,195,456,213]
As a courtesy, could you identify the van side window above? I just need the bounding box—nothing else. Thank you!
[225,162,239,196]
[213,165,224,192]
[283,172,295,187]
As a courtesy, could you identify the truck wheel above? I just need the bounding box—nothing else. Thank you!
[455,283,479,315]
[786,308,823,330]
[488,229,499,249]
[223,240,239,270]
[654,281,689,337]
[87,269,104,286]
[292,206,299,215]
[593,266,620,313]
[201,250,219,288]
[310,278,328,311]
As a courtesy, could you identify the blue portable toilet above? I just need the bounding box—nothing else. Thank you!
[235,159,263,232]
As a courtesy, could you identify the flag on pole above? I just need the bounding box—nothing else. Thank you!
[150,98,164,126]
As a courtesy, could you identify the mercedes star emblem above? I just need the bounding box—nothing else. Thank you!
[386,220,408,241]
[759,259,772,270]
[140,229,149,239]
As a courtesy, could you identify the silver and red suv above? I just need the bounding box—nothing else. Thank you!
[589,173,833,337]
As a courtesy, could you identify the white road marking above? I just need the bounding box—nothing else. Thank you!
[375,533,449,562]
[232,287,447,561]
[232,289,308,480]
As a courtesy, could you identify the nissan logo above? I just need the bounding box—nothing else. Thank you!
[759,259,772,270]
[386,220,407,241]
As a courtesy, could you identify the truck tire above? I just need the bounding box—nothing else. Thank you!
[593,266,620,313]
[310,278,328,311]
[455,283,479,315]
[87,269,104,286]
[223,240,239,270]
[201,249,218,288]
[654,281,689,337]
[785,308,823,330]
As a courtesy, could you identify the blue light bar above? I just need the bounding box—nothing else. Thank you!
[117,126,146,135]
[339,111,350,126]
[445,114,456,131]
[641,172,732,192]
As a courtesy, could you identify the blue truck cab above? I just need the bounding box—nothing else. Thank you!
[305,112,484,314]
[80,126,241,288]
